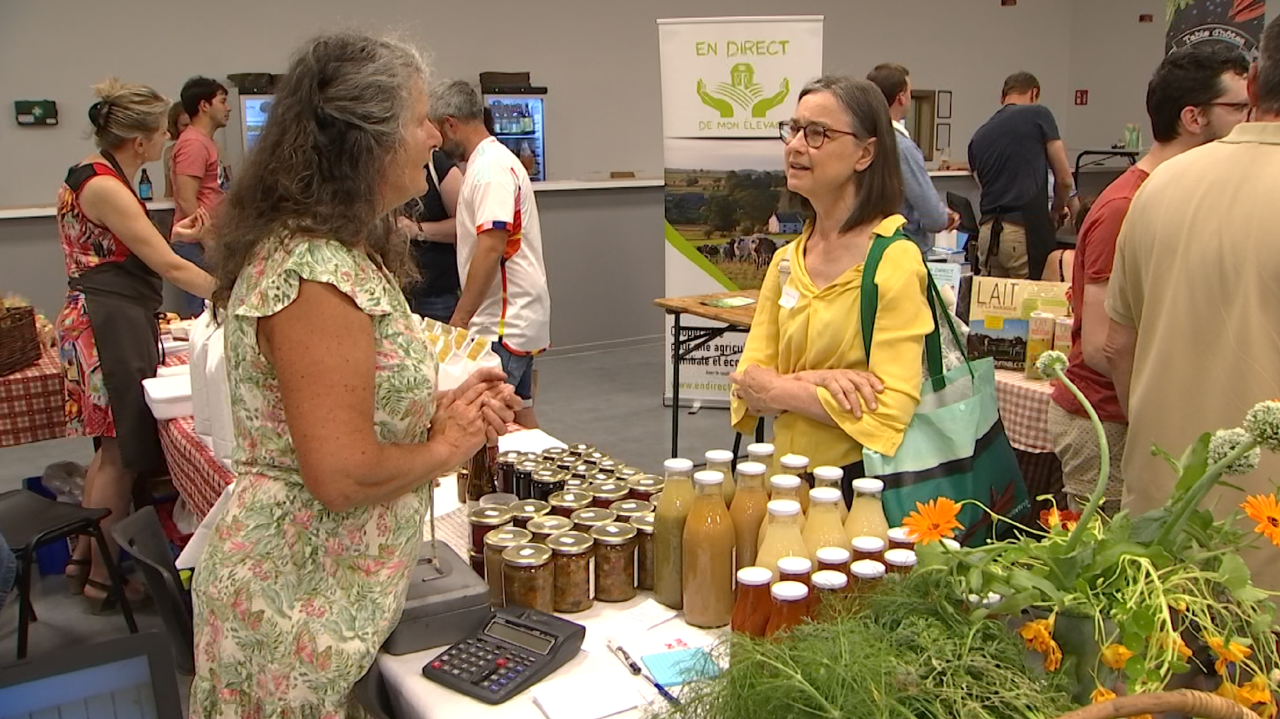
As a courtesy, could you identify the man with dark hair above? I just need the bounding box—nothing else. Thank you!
[170,76,229,316]
[1050,44,1249,516]
[967,71,1074,279]
[1105,16,1280,593]
[867,63,956,252]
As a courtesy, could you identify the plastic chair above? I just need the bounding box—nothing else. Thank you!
[0,489,138,659]
[110,505,195,675]
[353,659,398,719]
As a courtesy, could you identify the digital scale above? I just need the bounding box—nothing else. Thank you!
[421,606,586,704]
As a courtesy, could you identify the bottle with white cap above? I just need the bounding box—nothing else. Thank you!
[703,449,737,506]
[682,471,735,628]
[802,487,849,562]
[746,442,777,486]
[843,477,890,542]
[756,499,808,582]
[778,454,811,513]
[654,458,696,609]
[813,466,848,523]
[811,569,850,609]
[729,461,769,568]
[765,580,810,637]
[757,475,807,550]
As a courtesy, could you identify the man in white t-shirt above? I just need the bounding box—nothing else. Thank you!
[430,80,551,427]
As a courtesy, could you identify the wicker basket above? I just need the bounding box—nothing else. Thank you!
[0,305,42,376]
[1052,689,1264,719]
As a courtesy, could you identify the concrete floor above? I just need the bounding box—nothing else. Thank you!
[0,342,741,681]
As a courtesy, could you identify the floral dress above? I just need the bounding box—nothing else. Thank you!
[190,236,438,719]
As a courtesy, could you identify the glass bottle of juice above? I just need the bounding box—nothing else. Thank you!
[747,443,777,494]
[703,449,736,507]
[810,570,848,617]
[779,454,811,513]
[758,475,806,550]
[765,581,810,638]
[843,477,890,542]
[654,458,695,609]
[756,499,808,582]
[682,471,736,628]
[729,461,769,570]
[813,466,847,523]
[802,487,849,562]
[731,566,773,637]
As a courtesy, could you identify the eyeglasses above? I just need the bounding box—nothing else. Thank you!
[778,120,860,148]
[1203,101,1251,113]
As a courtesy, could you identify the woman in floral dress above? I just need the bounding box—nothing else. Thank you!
[190,31,520,718]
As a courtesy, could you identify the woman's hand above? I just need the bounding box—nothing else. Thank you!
[729,365,783,417]
[430,378,499,467]
[395,216,420,239]
[171,208,209,244]
[792,369,884,417]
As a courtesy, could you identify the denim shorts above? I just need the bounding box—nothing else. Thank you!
[171,241,206,318]
[408,292,459,324]
[493,343,535,402]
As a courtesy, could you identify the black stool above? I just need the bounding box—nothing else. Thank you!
[0,489,138,659]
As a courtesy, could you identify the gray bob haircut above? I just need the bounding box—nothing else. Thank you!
[429,80,485,123]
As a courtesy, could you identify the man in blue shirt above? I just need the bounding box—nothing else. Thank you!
[867,63,957,252]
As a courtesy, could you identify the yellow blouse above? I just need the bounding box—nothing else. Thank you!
[731,215,932,468]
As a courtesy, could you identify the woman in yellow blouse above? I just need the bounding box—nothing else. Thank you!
[730,75,933,480]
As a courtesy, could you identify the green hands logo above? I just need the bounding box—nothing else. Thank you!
[697,63,790,119]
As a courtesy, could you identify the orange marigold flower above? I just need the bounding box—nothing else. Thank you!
[1207,636,1253,675]
[1040,506,1082,532]
[1044,641,1063,672]
[1242,494,1280,548]
[1018,618,1055,654]
[1102,643,1136,671]
[1091,686,1117,703]
[902,497,963,545]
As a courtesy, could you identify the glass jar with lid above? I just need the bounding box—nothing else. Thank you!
[468,506,512,554]
[802,487,849,562]
[778,454,812,513]
[810,569,848,615]
[887,526,916,551]
[564,478,590,492]
[583,451,610,466]
[608,499,653,524]
[541,446,569,465]
[731,566,774,637]
[531,469,567,502]
[548,531,594,613]
[626,475,664,502]
[526,515,574,545]
[630,513,656,590]
[812,466,847,523]
[596,458,621,476]
[483,527,532,606]
[703,449,737,507]
[653,458,696,609]
[614,467,642,482]
[502,543,554,613]
[849,559,887,589]
[587,472,613,485]
[565,442,595,459]
[548,490,593,518]
[516,452,541,465]
[746,443,777,483]
[509,500,550,529]
[776,555,813,591]
[843,478,890,542]
[851,536,887,564]
[765,581,810,638]
[590,481,629,509]
[570,463,594,481]
[514,460,541,500]
[815,546,852,587]
[757,476,806,550]
[883,548,918,575]
[570,507,617,534]
[555,457,576,473]
[756,499,809,582]
[590,522,638,602]
[496,451,522,495]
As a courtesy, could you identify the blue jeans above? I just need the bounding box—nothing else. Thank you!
[172,241,206,318]
[493,343,535,401]
[408,292,459,324]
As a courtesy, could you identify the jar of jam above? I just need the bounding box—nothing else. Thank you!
[590,482,629,509]
[541,446,569,465]
[483,527,532,606]
[596,459,621,476]
[514,460,541,500]
[565,443,595,459]
[587,472,613,485]
[851,536,887,564]
[583,451,610,466]
[570,463,594,481]
[548,531,594,613]
[502,543,554,613]
[614,467,642,482]
[564,478,590,492]
[516,452,541,465]
[731,566,773,637]
[590,522,638,602]
[456,467,470,504]
[496,451,522,495]
[814,546,853,586]
[526,515,574,545]
[850,559,887,587]
[571,508,616,534]
[765,581,810,638]
[810,569,848,614]
[608,499,653,524]
[468,550,485,577]
[548,490,593,518]
[556,458,577,473]
[468,506,512,554]
[630,513,656,591]
[626,475,664,502]
[883,548,918,575]
[776,556,813,590]
[887,526,915,551]
[531,469,567,502]
[509,500,550,530]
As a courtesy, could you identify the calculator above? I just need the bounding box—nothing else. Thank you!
[420,606,586,704]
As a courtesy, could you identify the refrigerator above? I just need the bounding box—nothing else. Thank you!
[239,94,273,155]
[482,91,546,181]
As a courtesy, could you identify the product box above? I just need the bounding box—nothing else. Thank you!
[967,277,1070,371]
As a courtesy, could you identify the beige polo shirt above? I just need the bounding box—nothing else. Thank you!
[1107,122,1280,592]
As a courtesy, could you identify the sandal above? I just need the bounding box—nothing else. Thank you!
[65,558,92,595]
[83,578,152,615]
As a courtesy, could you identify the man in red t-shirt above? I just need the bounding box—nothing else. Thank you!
[1050,45,1250,513]
[170,76,229,316]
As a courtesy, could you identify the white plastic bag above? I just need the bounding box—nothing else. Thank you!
[422,317,503,392]
[205,322,235,470]
[188,304,217,446]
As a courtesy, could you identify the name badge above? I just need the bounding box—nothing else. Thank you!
[779,285,800,309]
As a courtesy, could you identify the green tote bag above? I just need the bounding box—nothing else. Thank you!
[857,233,1030,545]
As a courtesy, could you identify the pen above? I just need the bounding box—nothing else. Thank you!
[606,639,642,675]
[642,670,681,707]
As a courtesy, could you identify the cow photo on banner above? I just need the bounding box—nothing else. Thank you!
[658,16,824,406]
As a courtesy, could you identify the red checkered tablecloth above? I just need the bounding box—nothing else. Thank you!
[995,369,1055,453]
[158,414,234,519]
[0,346,68,448]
